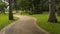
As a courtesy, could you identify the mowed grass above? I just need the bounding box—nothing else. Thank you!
[0,14,18,30]
[31,12,60,34]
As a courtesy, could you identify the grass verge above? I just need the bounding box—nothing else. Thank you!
[31,13,60,34]
[0,14,18,30]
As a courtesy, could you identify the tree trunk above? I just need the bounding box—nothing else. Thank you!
[48,0,57,22]
[9,0,13,20]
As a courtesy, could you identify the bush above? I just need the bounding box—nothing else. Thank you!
[0,2,6,13]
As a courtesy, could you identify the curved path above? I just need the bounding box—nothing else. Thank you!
[0,15,50,34]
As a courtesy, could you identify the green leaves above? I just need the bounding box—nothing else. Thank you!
[0,2,6,13]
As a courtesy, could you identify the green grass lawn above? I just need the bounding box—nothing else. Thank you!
[0,14,18,30]
[30,12,60,34]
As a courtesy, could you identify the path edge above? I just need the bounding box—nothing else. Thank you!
[0,16,20,34]
[32,17,50,34]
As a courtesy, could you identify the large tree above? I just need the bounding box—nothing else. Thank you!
[48,0,57,22]
[9,0,13,20]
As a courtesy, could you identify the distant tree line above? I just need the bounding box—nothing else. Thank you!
[13,0,60,14]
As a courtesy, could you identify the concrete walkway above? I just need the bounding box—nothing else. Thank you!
[0,15,50,34]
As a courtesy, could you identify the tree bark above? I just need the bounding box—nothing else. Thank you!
[48,0,57,22]
[9,0,13,20]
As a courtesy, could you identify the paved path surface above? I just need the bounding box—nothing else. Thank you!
[0,15,50,34]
